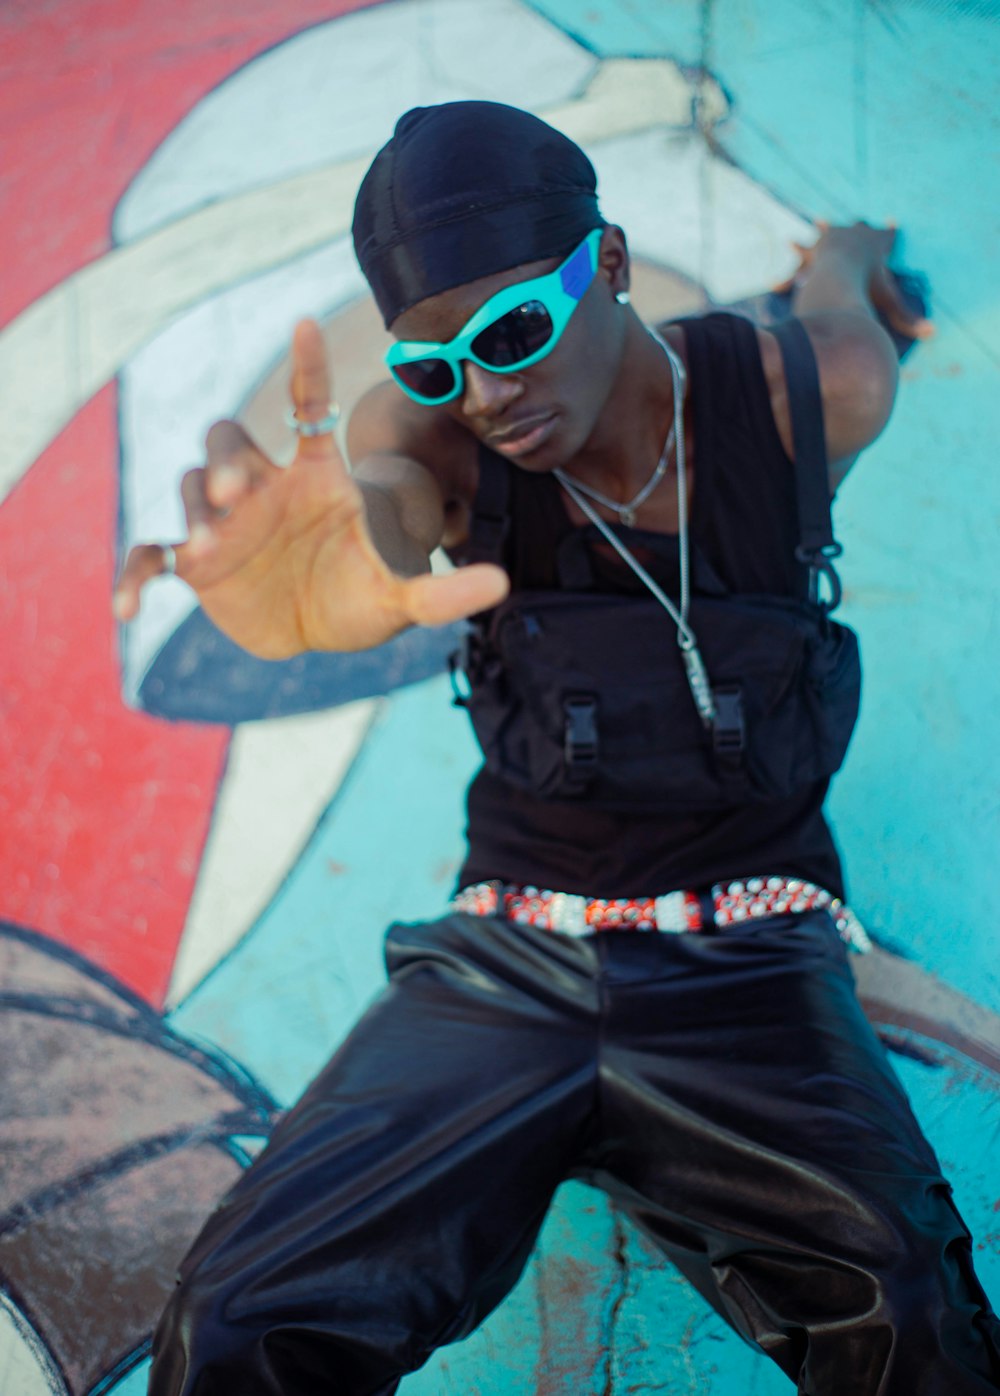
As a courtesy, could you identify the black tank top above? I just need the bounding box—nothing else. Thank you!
[454,313,846,900]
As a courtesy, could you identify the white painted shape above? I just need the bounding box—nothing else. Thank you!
[591,128,811,302]
[0,155,370,510]
[547,57,728,142]
[82,160,368,408]
[166,698,378,1008]
[118,236,366,701]
[0,1295,66,1396]
[114,0,595,242]
[414,0,596,106]
[0,285,81,503]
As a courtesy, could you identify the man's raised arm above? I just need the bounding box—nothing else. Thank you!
[760,222,932,489]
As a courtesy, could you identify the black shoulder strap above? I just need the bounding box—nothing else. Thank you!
[464,445,511,565]
[769,317,844,612]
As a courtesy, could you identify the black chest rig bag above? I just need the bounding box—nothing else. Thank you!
[451,320,862,813]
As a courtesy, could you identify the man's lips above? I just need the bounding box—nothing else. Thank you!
[485,413,557,457]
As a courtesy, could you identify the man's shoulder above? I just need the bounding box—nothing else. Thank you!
[653,309,767,369]
[651,311,774,420]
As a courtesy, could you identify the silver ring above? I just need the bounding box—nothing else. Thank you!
[285,403,341,437]
[161,544,177,576]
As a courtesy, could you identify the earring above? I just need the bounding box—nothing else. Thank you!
[615,290,631,305]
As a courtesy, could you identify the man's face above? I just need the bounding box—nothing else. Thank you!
[388,234,626,472]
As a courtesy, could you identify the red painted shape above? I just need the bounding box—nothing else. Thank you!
[0,0,385,326]
[0,0,381,1004]
[0,389,228,1004]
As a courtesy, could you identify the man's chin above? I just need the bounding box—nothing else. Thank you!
[487,422,596,476]
[484,412,560,462]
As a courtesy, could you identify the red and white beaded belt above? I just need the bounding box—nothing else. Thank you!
[451,875,872,953]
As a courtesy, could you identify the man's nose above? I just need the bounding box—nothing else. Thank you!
[461,362,523,418]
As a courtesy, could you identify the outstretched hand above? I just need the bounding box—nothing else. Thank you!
[775,221,934,343]
[113,320,509,658]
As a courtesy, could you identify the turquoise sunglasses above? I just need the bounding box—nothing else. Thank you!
[385,227,604,405]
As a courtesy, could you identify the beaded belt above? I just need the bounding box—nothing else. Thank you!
[451,875,872,953]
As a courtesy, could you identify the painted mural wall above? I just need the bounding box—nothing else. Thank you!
[1,1,998,1392]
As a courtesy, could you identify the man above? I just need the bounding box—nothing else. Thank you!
[116,103,1000,1394]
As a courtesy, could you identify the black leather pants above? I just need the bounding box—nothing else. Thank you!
[149,911,1000,1395]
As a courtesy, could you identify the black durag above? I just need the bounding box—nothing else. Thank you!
[352,101,604,328]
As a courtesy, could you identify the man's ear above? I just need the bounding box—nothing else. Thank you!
[598,224,631,298]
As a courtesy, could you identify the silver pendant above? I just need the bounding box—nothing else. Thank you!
[619,506,636,528]
[680,643,716,727]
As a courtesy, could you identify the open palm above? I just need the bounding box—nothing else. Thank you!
[114,320,508,659]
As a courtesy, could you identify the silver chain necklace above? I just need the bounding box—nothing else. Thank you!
[553,328,685,528]
[554,330,717,728]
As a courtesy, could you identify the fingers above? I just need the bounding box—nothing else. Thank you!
[204,419,275,503]
[112,542,183,621]
[871,264,935,340]
[399,564,510,629]
[290,319,339,456]
[803,219,895,253]
[114,418,277,622]
[192,419,281,538]
[180,470,221,554]
[178,422,277,552]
